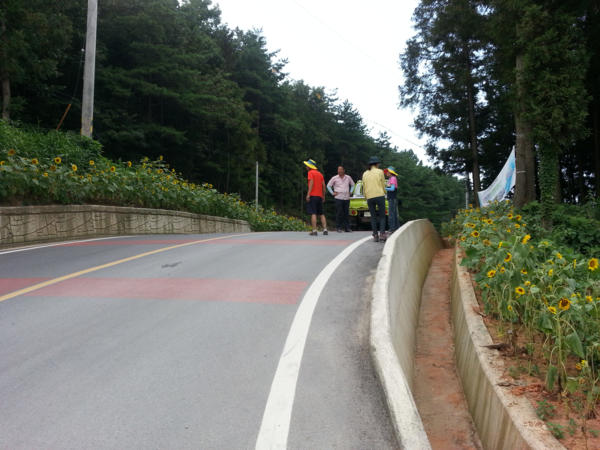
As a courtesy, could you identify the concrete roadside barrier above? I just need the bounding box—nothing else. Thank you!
[370,219,443,449]
[0,205,251,249]
[450,246,565,450]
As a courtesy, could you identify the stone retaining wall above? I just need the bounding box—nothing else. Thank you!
[451,246,564,450]
[0,205,251,248]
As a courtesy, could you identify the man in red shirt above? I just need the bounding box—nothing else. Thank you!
[304,159,328,236]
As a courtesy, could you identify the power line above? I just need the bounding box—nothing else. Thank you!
[289,0,402,82]
[364,118,424,149]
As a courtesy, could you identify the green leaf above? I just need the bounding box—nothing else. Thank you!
[460,257,469,266]
[547,364,557,391]
[566,378,580,394]
[565,331,585,358]
[465,248,478,259]
[530,287,540,294]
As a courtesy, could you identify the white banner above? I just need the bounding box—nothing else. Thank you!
[477,148,516,207]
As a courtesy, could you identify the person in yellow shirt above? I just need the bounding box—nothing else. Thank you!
[362,156,387,242]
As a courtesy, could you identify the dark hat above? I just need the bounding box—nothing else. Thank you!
[367,156,381,165]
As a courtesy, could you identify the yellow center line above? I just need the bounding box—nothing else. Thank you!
[0,233,253,303]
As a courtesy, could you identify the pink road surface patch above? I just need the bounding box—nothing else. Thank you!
[0,278,52,296]
[24,278,308,304]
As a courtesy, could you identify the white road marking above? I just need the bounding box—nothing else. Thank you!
[255,235,371,450]
[0,235,142,255]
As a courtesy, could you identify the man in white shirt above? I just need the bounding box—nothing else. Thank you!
[327,165,355,232]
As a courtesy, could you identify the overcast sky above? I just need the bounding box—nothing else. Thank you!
[213,0,430,164]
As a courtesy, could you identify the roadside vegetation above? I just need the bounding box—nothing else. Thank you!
[443,200,600,442]
[0,122,308,232]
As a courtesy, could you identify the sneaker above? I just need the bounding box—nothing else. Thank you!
[379,233,387,242]
[373,234,379,242]
[337,229,343,233]
[309,231,318,236]
[323,230,328,235]
[344,229,353,233]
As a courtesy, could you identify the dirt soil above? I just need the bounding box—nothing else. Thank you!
[413,248,483,450]
[469,275,600,450]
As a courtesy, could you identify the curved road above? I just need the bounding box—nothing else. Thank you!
[0,232,397,449]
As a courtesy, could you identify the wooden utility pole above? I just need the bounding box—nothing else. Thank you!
[81,0,97,138]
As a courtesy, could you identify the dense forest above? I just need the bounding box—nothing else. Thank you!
[0,0,466,225]
[399,0,600,226]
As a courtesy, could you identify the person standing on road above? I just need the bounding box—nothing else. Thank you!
[362,157,387,242]
[304,159,328,236]
[384,166,400,234]
[327,165,355,233]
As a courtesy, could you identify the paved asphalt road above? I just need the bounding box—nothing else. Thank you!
[0,232,397,450]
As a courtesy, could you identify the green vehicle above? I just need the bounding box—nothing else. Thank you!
[349,180,388,230]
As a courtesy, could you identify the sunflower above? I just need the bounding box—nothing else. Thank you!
[159,155,163,161]
[556,253,563,260]
[487,270,496,278]
[504,253,512,262]
[31,158,38,165]
[110,166,116,172]
[500,267,506,273]
[483,239,491,246]
[559,298,571,311]
[521,268,527,274]
[548,306,557,314]
[471,231,479,238]
[507,229,511,233]
[72,164,77,171]
[525,281,531,287]
[586,296,593,302]
[498,241,503,249]
[549,269,553,276]
[576,363,582,371]
[589,258,599,271]
[8,149,16,155]
[515,224,520,228]
[54,157,61,164]
[573,259,577,269]
[50,165,57,171]
[516,215,522,221]
[515,287,525,295]
[43,172,48,177]
[89,160,95,165]
[128,161,132,167]
[507,213,513,219]
[508,305,513,312]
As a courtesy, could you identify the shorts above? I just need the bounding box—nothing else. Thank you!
[307,195,324,215]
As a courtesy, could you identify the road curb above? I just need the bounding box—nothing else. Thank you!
[370,220,443,449]
[450,246,565,450]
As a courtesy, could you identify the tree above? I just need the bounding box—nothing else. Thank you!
[0,0,75,120]
[399,0,491,206]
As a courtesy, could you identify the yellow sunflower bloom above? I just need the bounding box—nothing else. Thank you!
[548,306,557,314]
[508,305,513,311]
[504,253,512,262]
[507,213,513,219]
[487,270,496,278]
[127,161,132,167]
[43,172,48,177]
[556,253,563,260]
[54,157,61,164]
[521,268,527,274]
[72,164,77,171]
[500,267,505,273]
[589,258,599,271]
[559,298,571,311]
[549,269,553,276]
[525,281,531,286]
[515,287,525,295]
[110,166,116,172]
[31,158,38,165]
[8,149,16,155]
[586,296,593,302]
[483,239,491,246]
[89,160,95,165]
[50,165,56,171]
[471,231,479,238]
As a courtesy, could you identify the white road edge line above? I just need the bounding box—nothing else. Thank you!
[0,235,141,255]
[255,235,372,450]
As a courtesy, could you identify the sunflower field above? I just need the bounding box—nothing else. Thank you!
[0,124,308,233]
[443,200,600,414]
